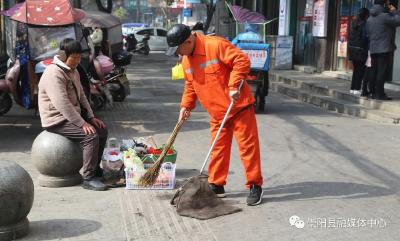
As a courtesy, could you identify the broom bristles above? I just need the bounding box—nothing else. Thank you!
[138,119,184,187]
[138,157,163,186]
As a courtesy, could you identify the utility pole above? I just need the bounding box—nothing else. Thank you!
[136,0,140,22]
[72,0,82,8]
[183,0,187,25]
[0,0,6,57]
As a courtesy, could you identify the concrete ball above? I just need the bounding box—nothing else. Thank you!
[0,160,34,240]
[31,131,83,177]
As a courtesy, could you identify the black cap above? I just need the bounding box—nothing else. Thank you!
[165,24,191,56]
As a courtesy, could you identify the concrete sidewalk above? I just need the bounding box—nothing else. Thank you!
[270,69,400,124]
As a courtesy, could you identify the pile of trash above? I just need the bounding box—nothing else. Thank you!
[102,137,177,189]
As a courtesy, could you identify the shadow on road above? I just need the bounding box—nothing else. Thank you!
[24,219,101,240]
[227,181,393,203]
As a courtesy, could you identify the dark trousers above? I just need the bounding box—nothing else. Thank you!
[371,52,392,97]
[362,67,374,95]
[46,121,108,180]
[94,45,101,56]
[351,60,366,90]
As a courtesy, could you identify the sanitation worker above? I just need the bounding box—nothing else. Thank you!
[166,24,263,206]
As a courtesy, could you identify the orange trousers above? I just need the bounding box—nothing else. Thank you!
[208,105,263,188]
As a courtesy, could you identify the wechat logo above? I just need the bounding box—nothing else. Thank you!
[289,215,305,229]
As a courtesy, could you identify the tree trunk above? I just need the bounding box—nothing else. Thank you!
[96,0,113,13]
[203,0,216,33]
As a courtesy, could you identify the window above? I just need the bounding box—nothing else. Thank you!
[157,29,167,37]
[136,29,154,36]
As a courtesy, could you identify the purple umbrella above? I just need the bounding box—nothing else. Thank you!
[228,4,266,23]
[0,3,23,17]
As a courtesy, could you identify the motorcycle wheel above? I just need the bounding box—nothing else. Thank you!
[0,91,12,116]
[112,84,126,102]
[144,46,150,55]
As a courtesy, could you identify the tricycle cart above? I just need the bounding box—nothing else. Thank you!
[237,42,270,111]
[227,3,276,111]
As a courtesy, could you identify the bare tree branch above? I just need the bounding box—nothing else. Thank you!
[95,0,112,13]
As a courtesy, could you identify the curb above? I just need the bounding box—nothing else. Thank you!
[270,72,400,124]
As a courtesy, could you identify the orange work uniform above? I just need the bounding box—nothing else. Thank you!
[180,33,263,188]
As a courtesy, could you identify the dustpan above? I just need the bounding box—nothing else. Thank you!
[170,81,245,220]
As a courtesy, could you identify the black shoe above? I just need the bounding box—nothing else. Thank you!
[246,185,263,206]
[95,167,104,178]
[376,95,392,100]
[209,183,226,198]
[82,178,108,191]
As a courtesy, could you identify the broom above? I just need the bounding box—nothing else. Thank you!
[139,118,185,187]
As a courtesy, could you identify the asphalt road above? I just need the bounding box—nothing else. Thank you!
[0,53,399,241]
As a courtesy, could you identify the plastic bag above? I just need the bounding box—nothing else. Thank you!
[171,63,184,80]
[123,148,144,170]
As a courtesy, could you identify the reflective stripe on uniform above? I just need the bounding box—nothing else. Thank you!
[200,58,219,69]
[185,68,193,74]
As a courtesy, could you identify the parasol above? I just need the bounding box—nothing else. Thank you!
[8,0,85,26]
[226,4,267,23]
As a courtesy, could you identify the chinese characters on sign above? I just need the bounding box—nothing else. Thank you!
[312,0,329,37]
[241,49,269,69]
[337,16,349,57]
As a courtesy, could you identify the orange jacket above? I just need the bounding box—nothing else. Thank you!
[180,34,255,121]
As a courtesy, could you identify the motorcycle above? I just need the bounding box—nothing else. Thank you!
[81,11,132,103]
[89,51,131,103]
[0,1,88,116]
[128,34,150,55]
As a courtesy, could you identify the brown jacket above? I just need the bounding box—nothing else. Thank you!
[38,55,94,128]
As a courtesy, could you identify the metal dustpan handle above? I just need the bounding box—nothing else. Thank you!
[199,79,245,175]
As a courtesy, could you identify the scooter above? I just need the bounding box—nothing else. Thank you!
[131,34,150,55]
[0,59,20,116]
[90,51,131,103]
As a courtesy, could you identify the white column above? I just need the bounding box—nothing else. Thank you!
[278,0,290,36]
[184,0,188,25]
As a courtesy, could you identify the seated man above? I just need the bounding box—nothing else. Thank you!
[38,38,108,191]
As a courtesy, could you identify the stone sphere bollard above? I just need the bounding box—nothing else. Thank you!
[31,130,83,187]
[0,160,34,241]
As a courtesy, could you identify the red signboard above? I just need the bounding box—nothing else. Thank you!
[171,2,193,8]
[337,16,349,58]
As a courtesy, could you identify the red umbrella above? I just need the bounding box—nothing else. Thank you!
[10,0,85,26]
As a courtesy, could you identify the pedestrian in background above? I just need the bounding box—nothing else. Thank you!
[90,27,103,56]
[366,0,400,100]
[191,22,205,35]
[348,8,369,95]
[166,24,264,206]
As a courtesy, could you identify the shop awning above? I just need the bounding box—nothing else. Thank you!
[80,11,121,28]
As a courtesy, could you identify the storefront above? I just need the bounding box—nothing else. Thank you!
[293,0,339,72]
[294,0,315,66]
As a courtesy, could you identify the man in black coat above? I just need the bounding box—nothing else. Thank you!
[366,0,400,100]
